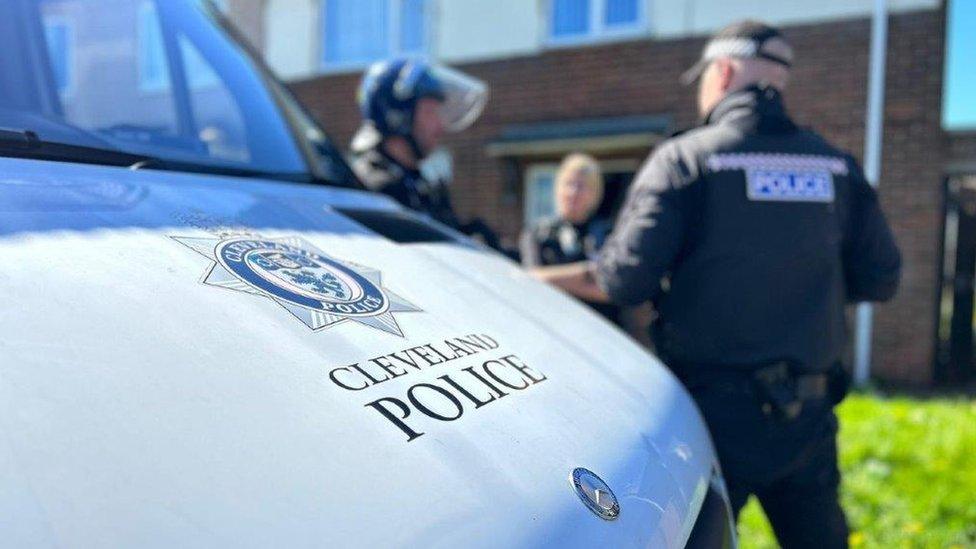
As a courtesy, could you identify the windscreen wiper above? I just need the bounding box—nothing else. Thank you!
[0,127,326,184]
[0,128,40,149]
[0,127,149,166]
[128,156,319,183]
[0,126,265,177]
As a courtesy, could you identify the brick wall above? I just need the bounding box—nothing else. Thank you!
[291,9,949,385]
[948,132,976,167]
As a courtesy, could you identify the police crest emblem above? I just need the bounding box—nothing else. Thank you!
[172,234,420,336]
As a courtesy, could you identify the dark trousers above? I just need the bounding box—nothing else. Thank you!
[688,383,849,549]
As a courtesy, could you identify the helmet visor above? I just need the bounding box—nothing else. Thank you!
[430,65,488,133]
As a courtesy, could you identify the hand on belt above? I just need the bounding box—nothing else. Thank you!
[753,361,829,421]
[673,359,835,421]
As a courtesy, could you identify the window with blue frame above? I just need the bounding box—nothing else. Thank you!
[944,0,976,130]
[550,0,643,42]
[42,18,73,97]
[321,0,427,69]
[552,0,590,37]
[398,0,426,53]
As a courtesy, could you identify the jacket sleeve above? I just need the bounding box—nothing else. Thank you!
[842,157,902,302]
[588,217,614,251]
[595,144,693,306]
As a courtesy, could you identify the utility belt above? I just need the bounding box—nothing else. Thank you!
[674,360,848,421]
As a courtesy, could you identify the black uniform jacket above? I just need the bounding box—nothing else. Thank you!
[521,216,620,323]
[351,145,461,229]
[595,85,902,374]
[519,216,613,267]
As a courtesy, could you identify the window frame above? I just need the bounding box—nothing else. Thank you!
[318,0,430,74]
[523,158,641,226]
[523,163,559,226]
[546,0,647,48]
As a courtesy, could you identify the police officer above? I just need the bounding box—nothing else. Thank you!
[350,58,492,238]
[531,21,901,548]
[520,153,620,323]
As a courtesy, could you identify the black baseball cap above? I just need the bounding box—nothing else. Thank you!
[681,20,794,85]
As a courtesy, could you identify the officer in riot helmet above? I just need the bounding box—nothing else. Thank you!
[350,58,493,240]
[531,20,901,548]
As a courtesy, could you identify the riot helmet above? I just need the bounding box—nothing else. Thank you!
[352,58,487,159]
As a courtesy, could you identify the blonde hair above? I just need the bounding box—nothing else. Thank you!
[555,153,604,217]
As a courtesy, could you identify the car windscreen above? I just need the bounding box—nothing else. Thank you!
[0,0,310,178]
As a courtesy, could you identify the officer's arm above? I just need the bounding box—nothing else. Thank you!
[530,261,610,303]
[594,146,690,306]
[843,158,902,302]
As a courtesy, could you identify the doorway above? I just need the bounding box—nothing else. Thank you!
[936,174,976,384]
[521,158,638,227]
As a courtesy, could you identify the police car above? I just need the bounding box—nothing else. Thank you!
[0,1,734,546]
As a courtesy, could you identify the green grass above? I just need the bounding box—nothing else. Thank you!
[738,391,976,549]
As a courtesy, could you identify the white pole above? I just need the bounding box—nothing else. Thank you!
[854,0,888,386]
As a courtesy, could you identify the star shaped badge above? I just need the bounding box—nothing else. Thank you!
[172,234,420,336]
